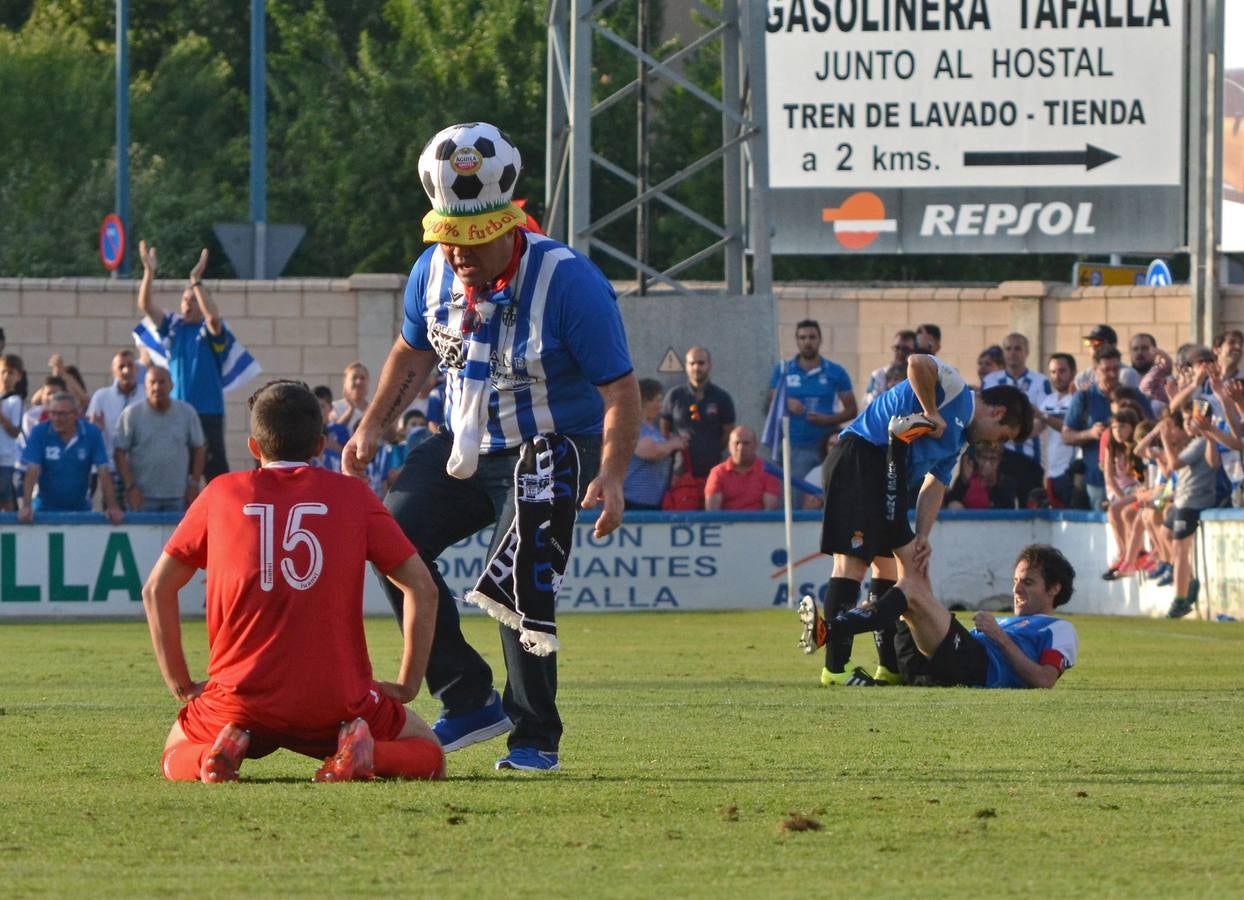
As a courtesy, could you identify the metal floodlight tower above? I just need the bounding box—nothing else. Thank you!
[544,0,772,298]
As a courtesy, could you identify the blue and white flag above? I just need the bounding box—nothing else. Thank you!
[133,315,262,395]
[761,369,787,453]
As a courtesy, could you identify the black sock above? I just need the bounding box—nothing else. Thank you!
[872,585,909,622]
[837,585,909,636]
[868,578,896,606]
[869,579,900,672]
[825,577,861,673]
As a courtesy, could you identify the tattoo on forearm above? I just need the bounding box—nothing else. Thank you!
[381,369,419,427]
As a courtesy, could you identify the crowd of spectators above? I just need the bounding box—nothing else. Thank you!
[617,319,1244,618]
[5,261,1240,619]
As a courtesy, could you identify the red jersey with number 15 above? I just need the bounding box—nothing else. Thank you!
[164,464,416,732]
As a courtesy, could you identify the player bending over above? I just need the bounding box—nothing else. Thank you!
[805,543,1078,688]
[800,353,1031,686]
[143,380,445,782]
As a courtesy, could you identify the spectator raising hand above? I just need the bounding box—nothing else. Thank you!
[135,239,258,481]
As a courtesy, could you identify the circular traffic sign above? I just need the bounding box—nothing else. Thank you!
[99,214,126,271]
[1145,258,1172,287]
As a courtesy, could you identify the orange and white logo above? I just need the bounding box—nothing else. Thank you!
[822,192,897,250]
[451,147,483,175]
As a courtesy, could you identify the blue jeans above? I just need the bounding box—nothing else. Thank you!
[382,430,601,752]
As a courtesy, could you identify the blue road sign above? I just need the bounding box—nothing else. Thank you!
[99,214,125,271]
[1146,258,1173,287]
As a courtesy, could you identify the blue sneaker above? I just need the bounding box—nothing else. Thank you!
[431,691,513,752]
[494,747,560,772]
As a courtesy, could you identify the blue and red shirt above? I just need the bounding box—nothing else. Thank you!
[972,614,1078,689]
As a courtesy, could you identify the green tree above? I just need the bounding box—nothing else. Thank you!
[0,23,113,275]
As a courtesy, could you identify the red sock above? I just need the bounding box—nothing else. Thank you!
[373,738,445,780]
[161,741,211,781]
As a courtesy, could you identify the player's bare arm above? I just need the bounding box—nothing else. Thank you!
[906,474,947,575]
[377,553,439,704]
[137,240,164,326]
[343,339,438,476]
[972,612,1061,688]
[141,552,207,703]
[905,354,946,438]
[581,371,641,539]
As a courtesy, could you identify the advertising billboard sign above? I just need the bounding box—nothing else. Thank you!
[764,0,1186,254]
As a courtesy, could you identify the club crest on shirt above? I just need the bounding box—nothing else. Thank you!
[428,321,467,370]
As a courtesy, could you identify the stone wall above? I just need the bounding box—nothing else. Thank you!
[3,276,1242,470]
[0,275,402,468]
[774,281,1244,395]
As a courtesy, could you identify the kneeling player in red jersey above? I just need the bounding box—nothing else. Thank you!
[143,380,445,782]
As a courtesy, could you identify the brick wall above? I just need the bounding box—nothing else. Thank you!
[0,276,402,469]
[775,281,1244,392]
[3,276,1242,472]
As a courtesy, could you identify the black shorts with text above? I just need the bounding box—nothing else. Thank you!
[819,433,916,561]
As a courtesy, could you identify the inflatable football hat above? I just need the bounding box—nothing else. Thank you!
[418,122,525,246]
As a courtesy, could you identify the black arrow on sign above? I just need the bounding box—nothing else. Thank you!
[963,144,1119,171]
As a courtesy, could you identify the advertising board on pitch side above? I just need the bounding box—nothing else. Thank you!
[764,0,1185,254]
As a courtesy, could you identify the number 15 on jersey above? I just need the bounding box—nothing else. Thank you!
[243,502,328,591]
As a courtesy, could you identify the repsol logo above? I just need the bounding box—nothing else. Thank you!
[920,202,1095,237]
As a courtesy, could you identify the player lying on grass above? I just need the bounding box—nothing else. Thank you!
[805,353,1032,686]
[800,544,1078,689]
[142,380,445,783]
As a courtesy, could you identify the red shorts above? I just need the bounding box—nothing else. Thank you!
[176,680,407,760]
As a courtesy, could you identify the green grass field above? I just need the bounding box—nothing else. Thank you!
[2,610,1243,897]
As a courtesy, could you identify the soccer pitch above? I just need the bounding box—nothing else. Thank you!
[2,610,1243,897]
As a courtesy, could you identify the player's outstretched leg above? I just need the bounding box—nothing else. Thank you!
[315,718,375,782]
[200,723,251,783]
[797,595,827,654]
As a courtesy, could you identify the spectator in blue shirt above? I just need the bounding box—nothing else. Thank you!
[312,385,352,472]
[18,393,123,523]
[402,409,433,454]
[768,319,857,478]
[136,241,235,481]
[342,120,641,772]
[625,378,686,510]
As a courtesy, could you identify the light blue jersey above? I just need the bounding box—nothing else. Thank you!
[769,356,853,449]
[402,232,633,450]
[845,357,974,487]
[972,614,1078,689]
